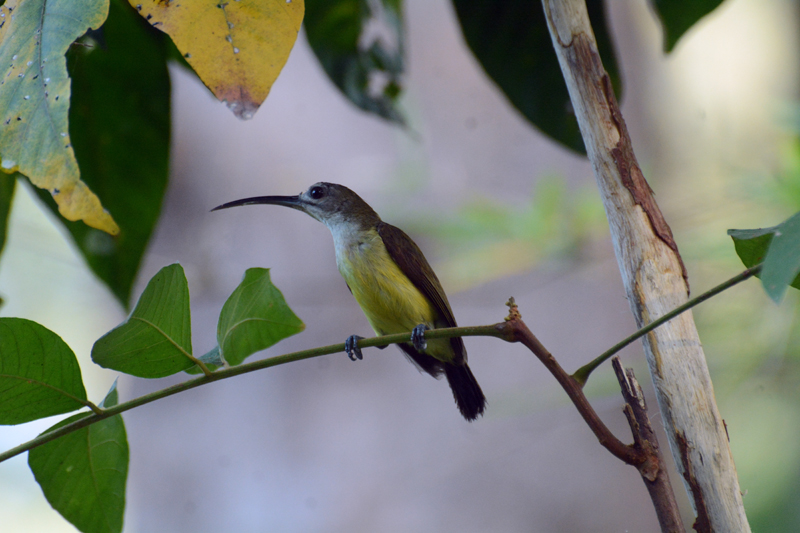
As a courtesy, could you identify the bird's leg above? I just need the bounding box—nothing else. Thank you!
[345,335,364,361]
[411,324,429,352]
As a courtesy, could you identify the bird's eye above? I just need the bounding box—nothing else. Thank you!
[309,186,325,199]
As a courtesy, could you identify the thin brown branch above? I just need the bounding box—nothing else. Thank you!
[613,357,685,533]
[498,300,644,466]
[502,299,685,531]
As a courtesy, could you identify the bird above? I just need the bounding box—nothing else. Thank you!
[213,182,486,421]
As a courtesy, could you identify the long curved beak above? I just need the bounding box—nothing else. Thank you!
[211,195,304,212]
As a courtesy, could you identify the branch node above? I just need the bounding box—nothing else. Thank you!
[505,296,521,321]
[86,401,104,416]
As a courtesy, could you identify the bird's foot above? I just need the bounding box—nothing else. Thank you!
[345,335,364,361]
[411,324,429,352]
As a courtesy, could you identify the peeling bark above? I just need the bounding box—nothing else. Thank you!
[541,1,750,531]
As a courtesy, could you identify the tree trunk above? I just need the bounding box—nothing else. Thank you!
[540,1,750,531]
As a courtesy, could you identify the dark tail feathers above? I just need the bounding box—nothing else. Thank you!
[445,363,486,421]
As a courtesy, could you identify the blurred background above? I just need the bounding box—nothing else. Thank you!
[3,0,800,531]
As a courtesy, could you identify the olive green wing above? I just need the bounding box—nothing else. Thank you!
[377,222,456,326]
[377,222,466,362]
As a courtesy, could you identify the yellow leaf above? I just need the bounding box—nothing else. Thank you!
[0,0,119,235]
[133,0,304,120]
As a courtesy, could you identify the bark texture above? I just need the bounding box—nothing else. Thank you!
[541,1,750,531]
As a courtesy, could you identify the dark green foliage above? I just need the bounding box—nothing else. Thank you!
[0,173,14,258]
[35,0,171,308]
[651,0,726,51]
[305,0,405,124]
[452,0,621,154]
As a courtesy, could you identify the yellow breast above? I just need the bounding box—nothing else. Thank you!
[333,229,453,361]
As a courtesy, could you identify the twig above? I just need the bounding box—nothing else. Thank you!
[613,357,685,533]
[499,300,643,465]
[573,264,762,386]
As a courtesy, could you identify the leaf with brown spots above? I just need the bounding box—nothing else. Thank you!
[131,0,304,119]
[0,0,119,234]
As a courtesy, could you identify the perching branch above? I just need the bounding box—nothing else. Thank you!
[1,261,756,474]
[6,305,648,467]
[2,278,757,530]
[0,325,502,464]
[0,302,642,465]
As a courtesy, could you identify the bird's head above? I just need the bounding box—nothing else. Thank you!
[212,182,381,229]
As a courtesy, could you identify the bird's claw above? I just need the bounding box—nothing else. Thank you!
[345,335,364,361]
[411,324,429,351]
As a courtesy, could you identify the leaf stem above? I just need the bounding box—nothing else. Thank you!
[572,264,762,386]
[85,400,103,415]
[186,355,213,376]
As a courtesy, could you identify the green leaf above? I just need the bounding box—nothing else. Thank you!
[29,384,128,533]
[451,0,621,154]
[33,0,171,308]
[0,318,88,425]
[0,0,119,234]
[729,211,800,302]
[0,172,15,258]
[217,268,304,366]
[728,227,774,269]
[651,0,726,52]
[761,212,800,302]
[100,378,120,408]
[92,263,195,377]
[305,0,405,124]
